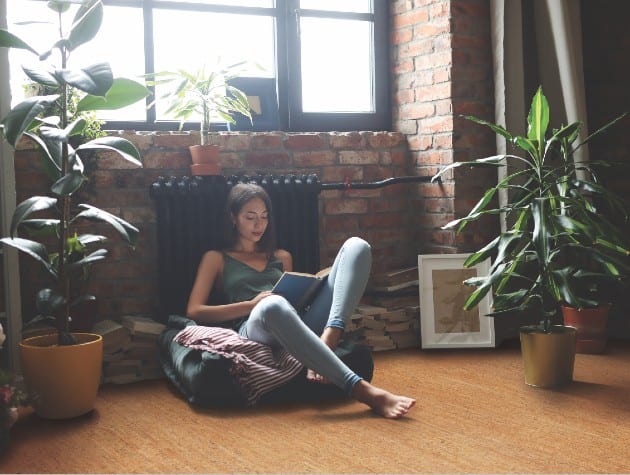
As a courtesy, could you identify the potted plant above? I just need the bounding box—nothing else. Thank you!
[432,86,630,387]
[146,63,253,176]
[0,0,150,418]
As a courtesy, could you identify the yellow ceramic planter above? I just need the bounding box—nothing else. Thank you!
[19,333,103,419]
[520,325,577,388]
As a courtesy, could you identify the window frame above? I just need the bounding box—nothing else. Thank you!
[101,0,390,132]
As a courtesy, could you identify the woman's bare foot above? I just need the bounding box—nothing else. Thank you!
[307,368,330,383]
[351,380,416,419]
[306,326,343,384]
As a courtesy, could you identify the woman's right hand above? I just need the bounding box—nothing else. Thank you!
[250,291,274,308]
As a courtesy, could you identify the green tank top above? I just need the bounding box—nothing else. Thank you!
[221,252,284,305]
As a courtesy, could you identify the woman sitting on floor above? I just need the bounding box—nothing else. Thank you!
[186,183,415,419]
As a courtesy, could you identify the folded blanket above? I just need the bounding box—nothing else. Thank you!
[174,325,304,406]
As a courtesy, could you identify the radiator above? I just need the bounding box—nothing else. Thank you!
[150,174,322,321]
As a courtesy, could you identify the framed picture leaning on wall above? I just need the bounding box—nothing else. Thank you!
[418,254,495,349]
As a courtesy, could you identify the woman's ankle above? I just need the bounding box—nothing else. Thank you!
[321,326,342,350]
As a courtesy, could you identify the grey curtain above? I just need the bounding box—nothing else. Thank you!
[490,0,589,215]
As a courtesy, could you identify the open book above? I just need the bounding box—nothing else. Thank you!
[271,267,332,311]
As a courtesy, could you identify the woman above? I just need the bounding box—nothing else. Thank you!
[187,183,415,418]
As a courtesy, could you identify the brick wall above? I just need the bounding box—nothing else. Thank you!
[13,131,415,323]
[390,0,498,255]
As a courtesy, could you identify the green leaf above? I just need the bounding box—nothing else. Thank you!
[35,288,66,315]
[77,234,107,246]
[68,0,103,51]
[76,78,150,112]
[431,155,504,183]
[67,248,108,273]
[9,196,58,236]
[51,170,85,196]
[57,62,113,96]
[0,237,56,279]
[0,29,39,55]
[531,198,550,265]
[20,219,60,238]
[1,95,59,147]
[22,66,60,88]
[461,114,513,142]
[77,136,142,167]
[74,204,139,246]
[24,131,62,180]
[527,86,549,151]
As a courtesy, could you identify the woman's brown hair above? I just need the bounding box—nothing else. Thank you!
[224,183,277,255]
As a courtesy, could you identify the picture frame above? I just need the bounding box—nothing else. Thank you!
[418,254,495,349]
[228,77,279,132]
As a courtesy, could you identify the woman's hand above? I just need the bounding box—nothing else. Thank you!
[250,290,274,307]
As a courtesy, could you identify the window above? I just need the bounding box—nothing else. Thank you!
[6,0,390,132]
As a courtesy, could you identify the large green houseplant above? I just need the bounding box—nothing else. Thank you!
[146,63,253,175]
[433,87,630,386]
[0,0,149,418]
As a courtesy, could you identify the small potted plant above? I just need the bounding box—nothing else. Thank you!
[432,86,630,387]
[146,63,253,175]
[0,324,29,455]
[0,0,149,418]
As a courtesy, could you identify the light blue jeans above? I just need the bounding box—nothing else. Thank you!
[239,237,372,395]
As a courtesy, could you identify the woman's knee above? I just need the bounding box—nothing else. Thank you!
[253,294,298,328]
[344,236,372,262]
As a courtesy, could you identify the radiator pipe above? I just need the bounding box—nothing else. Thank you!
[320,175,439,191]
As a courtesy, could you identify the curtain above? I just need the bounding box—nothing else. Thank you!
[490,0,589,204]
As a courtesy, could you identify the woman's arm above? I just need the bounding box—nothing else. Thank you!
[275,249,293,272]
[186,251,260,325]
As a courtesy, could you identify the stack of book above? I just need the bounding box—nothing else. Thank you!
[345,266,421,351]
[93,316,166,384]
[348,303,420,351]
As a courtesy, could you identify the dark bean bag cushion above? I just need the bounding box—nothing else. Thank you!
[158,314,374,408]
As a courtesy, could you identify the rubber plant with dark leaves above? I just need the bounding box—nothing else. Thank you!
[0,0,150,345]
[432,87,630,332]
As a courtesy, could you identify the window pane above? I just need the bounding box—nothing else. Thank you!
[300,0,372,13]
[7,4,145,121]
[300,18,373,113]
[158,0,273,6]
[72,6,146,121]
[7,2,57,107]
[153,9,275,120]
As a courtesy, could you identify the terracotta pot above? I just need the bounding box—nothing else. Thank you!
[519,325,576,388]
[561,304,611,354]
[189,144,221,175]
[19,333,103,419]
[189,144,220,164]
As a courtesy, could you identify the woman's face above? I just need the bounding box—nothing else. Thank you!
[234,197,269,244]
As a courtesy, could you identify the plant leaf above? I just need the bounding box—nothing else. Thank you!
[51,170,85,196]
[0,29,39,55]
[68,0,103,51]
[57,62,113,96]
[75,204,139,246]
[76,78,150,112]
[0,237,56,279]
[1,95,59,147]
[9,196,58,235]
[77,136,142,167]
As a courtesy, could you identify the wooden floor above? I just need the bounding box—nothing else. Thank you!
[2,339,630,473]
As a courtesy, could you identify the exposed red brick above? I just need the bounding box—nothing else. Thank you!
[283,134,326,150]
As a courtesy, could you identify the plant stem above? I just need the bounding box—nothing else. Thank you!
[59,41,70,338]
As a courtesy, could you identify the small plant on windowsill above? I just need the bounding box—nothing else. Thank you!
[145,62,253,175]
